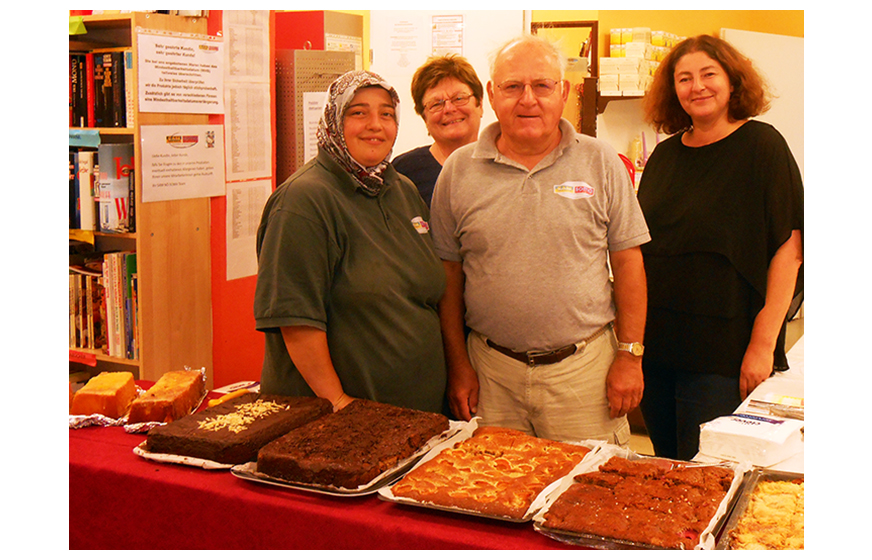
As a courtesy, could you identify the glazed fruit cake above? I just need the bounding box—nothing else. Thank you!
[390,426,591,519]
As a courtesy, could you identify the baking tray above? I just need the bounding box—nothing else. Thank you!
[378,421,602,523]
[231,422,466,497]
[715,468,804,550]
[532,445,751,550]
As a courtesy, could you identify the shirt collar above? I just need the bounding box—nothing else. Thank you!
[473,118,578,169]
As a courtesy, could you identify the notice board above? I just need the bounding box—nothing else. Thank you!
[370,10,526,157]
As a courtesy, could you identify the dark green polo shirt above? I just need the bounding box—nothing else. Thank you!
[254,149,447,413]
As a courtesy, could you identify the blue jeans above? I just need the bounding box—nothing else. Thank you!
[639,361,741,461]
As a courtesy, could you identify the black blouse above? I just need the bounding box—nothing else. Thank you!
[638,120,804,376]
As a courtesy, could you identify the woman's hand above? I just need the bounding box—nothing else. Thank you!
[739,341,774,400]
[330,392,355,412]
[447,362,479,421]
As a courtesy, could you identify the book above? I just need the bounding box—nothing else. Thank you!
[82,49,129,128]
[69,151,78,229]
[74,149,98,231]
[69,53,88,127]
[97,143,134,233]
[69,251,107,351]
[123,50,134,127]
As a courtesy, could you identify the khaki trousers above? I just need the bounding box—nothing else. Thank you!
[467,326,630,445]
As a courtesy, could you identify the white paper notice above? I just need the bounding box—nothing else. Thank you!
[226,179,271,281]
[223,83,272,182]
[138,32,224,114]
[222,10,273,280]
[303,91,327,164]
[140,125,226,202]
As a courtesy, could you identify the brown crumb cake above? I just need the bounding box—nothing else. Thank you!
[256,399,449,489]
[542,456,735,549]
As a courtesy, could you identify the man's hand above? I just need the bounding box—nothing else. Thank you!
[606,353,644,419]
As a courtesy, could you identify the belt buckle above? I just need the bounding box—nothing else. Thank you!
[526,345,574,366]
[525,349,553,366]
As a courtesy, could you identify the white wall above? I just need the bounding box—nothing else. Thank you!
[369,10,526,156]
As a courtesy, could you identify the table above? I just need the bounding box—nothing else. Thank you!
[69,387,574,550]
[694,336,804,473]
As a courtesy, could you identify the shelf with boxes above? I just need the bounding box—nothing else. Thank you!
[597,27,683,109]
[578,26,684,136]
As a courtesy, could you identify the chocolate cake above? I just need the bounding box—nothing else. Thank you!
[145,393,331,465]
[256,399,449,489]
[541,456,735,549]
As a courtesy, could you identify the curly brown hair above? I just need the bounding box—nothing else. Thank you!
[643,34,771,134]
[410,54,484,117]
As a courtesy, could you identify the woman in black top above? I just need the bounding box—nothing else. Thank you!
[637,35,803,460]
[392,55,483,207]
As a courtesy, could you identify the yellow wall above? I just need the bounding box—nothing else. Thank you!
[532,10,803,66]
[337,10,803,72]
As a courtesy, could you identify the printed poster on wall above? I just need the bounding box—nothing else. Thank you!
[140,124,226,203]
[138,31,224,114]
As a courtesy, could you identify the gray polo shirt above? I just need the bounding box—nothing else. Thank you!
[430,119,650,352]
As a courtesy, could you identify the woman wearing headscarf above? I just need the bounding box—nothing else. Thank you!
[637,35,803,460]
[254,71,447,413]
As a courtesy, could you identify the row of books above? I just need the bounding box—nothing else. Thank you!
[70,49,134,128]
[69,251,139,360]
[69,143,135,233]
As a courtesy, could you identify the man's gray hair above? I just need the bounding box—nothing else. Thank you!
[488,34,566,81]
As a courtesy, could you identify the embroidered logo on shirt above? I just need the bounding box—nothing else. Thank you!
[554,181,595,199]
[411,216,430,234]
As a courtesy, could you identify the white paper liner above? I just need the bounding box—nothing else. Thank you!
[531,443,752,550]
[377,419,604,522]
[133,441,233,470]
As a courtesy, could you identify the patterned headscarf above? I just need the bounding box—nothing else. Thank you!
[317,70,400,197]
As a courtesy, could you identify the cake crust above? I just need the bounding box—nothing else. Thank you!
[390,426,591,519]
[145,393,331,465]
[256,399,449,489]
[128,370,206,424]
[70,371,137,419]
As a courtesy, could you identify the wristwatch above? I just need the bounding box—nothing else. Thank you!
[617,341,644,357]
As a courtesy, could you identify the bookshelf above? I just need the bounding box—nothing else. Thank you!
[70,12,213,385]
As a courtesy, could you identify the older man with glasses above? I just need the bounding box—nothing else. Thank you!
[430,35,650,445]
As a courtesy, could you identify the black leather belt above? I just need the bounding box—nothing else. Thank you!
[485,323,612,366]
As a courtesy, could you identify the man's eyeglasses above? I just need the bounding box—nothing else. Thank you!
[496,79,560,99]
[424,92,474,114]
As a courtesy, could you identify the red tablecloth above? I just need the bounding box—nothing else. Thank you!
[69,386,576,550]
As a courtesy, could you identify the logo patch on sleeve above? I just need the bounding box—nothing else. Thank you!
[411,216,430,234]
[554,181,595,199]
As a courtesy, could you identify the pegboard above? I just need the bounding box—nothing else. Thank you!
[275,49,355,183]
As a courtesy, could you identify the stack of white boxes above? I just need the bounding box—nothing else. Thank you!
[600,27,682,97]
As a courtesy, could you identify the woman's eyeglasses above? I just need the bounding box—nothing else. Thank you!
[424,92,474,114]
